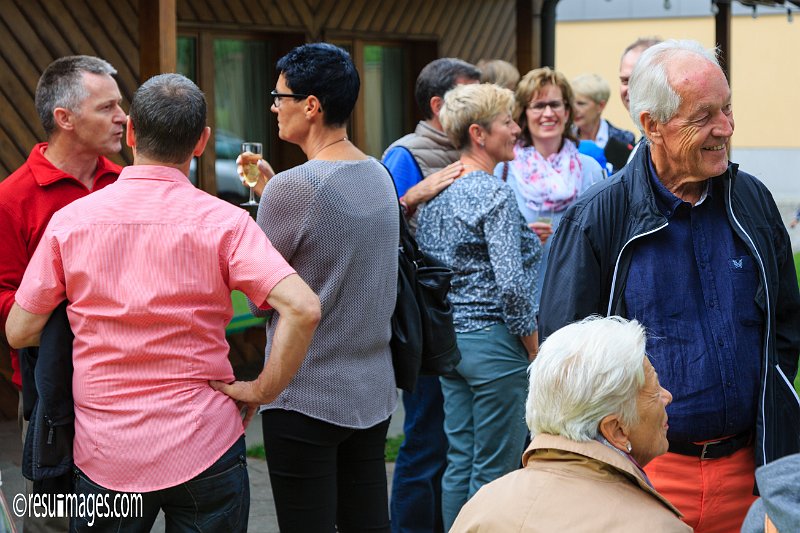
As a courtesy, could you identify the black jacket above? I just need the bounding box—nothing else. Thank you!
[540,144,800,467]
[21,302,74,492]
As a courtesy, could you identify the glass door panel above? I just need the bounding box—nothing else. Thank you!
[362,45,407,158]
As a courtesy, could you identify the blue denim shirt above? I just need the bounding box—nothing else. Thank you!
[623,159,763,442]
[416,170,541,335]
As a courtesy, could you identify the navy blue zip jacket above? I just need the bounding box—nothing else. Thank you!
[539,144,800,468]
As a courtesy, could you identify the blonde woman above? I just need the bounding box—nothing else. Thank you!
[416,83,541,529]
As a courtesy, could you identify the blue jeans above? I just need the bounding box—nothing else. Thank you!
[440,325,529,530]
[390,375,448,533]
[70,436,249,532]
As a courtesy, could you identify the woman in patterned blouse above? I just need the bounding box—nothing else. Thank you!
[416,83,542,530]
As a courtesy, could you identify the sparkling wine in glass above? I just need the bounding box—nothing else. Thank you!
[240,142,262,207]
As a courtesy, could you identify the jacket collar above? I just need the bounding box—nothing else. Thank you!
[413,121,453,149]
[625,143,739,226]
[631,143,738,208]
[524,433,684,517]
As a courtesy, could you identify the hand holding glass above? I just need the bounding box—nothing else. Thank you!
[240,142,262,207]
[529,206,554,245]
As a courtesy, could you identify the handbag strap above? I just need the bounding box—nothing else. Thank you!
[379,161,424,265]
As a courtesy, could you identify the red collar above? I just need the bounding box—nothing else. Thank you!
[28,142,122,187]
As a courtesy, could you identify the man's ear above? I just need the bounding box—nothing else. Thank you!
[430,95,444,117]
[125,116,135,149]
[53,107,74,132]
[193,126,211,157]
[598,414,631,454]
[640,112,661,144]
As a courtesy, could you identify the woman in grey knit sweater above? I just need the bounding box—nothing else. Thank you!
[231,43,398,532]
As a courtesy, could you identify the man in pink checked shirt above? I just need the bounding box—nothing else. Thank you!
[5,73,321,533]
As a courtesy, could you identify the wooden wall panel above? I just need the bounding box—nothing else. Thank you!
[0,0,516,181]
[0,0,138,178]
[177,0,516,63]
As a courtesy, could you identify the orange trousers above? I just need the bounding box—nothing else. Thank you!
[644,446,757,533]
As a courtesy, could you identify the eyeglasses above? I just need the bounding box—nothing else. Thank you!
[527,100,566,114]
[271,90,309,107]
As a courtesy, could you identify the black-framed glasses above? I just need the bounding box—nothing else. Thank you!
[270,90,309,107]
[527,99,566,114]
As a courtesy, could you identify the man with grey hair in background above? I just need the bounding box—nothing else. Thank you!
[615,37,662,165]
[618,37,661,113]
[0,55,126,532]
[539,39,800,532]
[6,73,321,532]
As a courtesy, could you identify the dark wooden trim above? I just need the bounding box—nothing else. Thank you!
[196,31,217,196]
[177,20,306,33]
[516,0,534,73]
[139,0,177,82]
[324,29,439,42]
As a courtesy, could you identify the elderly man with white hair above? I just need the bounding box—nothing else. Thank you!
[539,39,800,533]
[451,316,690,532]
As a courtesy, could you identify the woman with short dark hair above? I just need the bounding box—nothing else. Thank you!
[229,42,398,532]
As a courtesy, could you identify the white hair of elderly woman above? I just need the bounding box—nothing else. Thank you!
[526,315,647,441]
[628,39,721,137]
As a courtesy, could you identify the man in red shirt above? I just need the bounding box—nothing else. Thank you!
[0,55,125,533]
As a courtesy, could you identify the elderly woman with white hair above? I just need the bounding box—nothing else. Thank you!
[451,316,691,533]
[415,82,541,530]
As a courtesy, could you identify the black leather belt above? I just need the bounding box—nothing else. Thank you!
[668,432,752,460]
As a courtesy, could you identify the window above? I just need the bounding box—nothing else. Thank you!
[345,38,437,160]
[177,34,274,204]
[361,44,407,158]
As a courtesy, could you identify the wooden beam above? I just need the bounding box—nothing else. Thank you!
[516,0,536,74]
[517,0,558,73]
[197,32,217,196]
[715,0,732,83]
[139,0,177,82]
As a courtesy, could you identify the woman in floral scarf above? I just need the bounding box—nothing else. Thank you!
[496,67,604,305]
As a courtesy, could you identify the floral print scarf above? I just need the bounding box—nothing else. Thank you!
[510,139,584,213]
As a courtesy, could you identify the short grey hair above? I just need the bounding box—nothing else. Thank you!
[621,37,662,60]
[571,73,610,105]
[439,83,515,150]
[526,316,647,441]
[629,39,721,137]
[129,73,207,164]
[35,55,117,137]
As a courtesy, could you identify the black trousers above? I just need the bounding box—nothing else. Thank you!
[261,409,391,533]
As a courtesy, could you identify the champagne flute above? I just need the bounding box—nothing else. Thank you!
[529,205,554,245]
[537,205,553,225]
[240,142,262,207]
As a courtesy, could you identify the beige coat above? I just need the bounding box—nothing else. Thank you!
[450,434,692,533]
